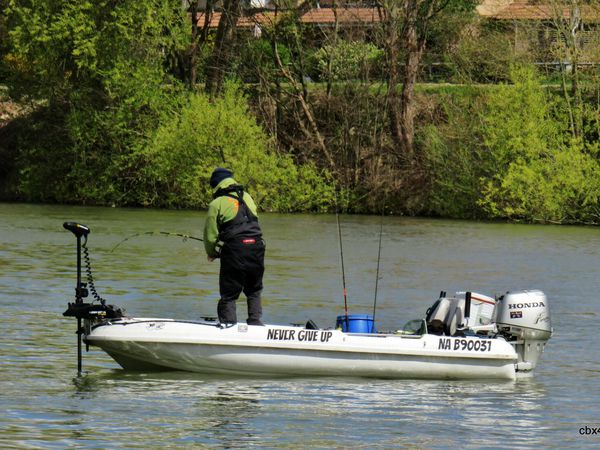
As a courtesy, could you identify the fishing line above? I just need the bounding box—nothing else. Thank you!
[334,187,349,321]
[372,193,386,324]
[110,231,203,252]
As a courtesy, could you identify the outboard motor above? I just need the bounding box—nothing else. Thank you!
[425,289,552,376]
[494,290,552,374]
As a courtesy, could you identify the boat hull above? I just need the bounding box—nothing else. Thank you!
[86,319,518,380]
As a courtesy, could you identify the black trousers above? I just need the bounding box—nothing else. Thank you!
[218,239,265,325]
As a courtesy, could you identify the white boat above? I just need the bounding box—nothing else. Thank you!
[84,318,514,380]
[62,222,553,380]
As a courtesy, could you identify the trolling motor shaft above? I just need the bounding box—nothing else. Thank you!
[63,221,122,318]
[63,222,122,374]
[63,222,90,303]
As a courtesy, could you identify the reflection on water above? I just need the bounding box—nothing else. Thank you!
[1,203,600,448]
[54,373,549,448]
[20,369,528,448]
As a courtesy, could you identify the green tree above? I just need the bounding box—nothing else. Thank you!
[133,83,335,212]
[380,0,477,160]
[0,0,9,79]
[6,0,188,203]
[314,40,382,83]
[479,64,600,223]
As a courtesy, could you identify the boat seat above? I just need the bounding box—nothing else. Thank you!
[443,298,464,336]
[427,319,444,335]
[426,298,450,334]
[426,297,466,336]
[425,299,441,323]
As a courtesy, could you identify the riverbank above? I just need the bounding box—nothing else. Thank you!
[1,76,599,224]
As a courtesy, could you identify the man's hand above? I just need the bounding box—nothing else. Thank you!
[207,256,215,262]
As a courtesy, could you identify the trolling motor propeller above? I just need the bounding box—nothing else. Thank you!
[62,222,122,374]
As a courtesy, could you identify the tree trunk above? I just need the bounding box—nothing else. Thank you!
[205,0,241,97]
[188,0,214,89]
[382,3,403,151]
[189,0,199,88]
[382,0,440,161]
[398,1,424,161]
[550,0,582,138]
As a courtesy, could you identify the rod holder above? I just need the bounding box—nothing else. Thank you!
[464,291,471,319]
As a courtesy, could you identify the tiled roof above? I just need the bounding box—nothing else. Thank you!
[196,11,279,28]
[479,1,600,21]
[299,7,381,24]
[196,7,381,29]
[197,3,600,28]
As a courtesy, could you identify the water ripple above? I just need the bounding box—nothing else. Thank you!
[1,204,600,448]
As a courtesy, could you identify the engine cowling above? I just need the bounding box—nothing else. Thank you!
[494,290,552,340]
[494,290,552,374]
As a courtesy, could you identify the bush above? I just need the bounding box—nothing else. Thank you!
[236,38,291,84]
[314,40,383,82]
[133,83,335,212]
[420,87,491,218]
[478,64,600,223]
[449,22,519,83]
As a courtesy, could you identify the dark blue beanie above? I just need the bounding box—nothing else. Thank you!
[210,167,233,188]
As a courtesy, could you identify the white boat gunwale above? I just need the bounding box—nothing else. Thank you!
[85,318,516,361]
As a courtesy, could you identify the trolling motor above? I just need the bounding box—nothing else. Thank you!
[63,222,122,374]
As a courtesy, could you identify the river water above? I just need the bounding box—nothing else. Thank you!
[1,203,599,448]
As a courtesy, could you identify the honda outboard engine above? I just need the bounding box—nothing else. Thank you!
[494,290,552,374]
[425,289,552,376]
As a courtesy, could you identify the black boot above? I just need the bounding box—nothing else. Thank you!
[246,293,263,326]
[217,298,237,324]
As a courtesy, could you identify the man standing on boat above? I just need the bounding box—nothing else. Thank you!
[203,168,265,326]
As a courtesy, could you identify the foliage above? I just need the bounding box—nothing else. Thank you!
[7,0,185,100]
[133,83,335,212]
[2,0,600,223]
[0,0,9,79]
[424,0,478,73]
[236,38,292,84]
[420,90,490,218]
[313,40,383,82]
[478,64,600,223]
[449,22,520,83]
[4,0,189,203]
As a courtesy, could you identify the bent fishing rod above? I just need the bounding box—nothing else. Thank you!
[111,231,203,252]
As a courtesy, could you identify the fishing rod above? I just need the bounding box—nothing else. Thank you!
[334,188,349,328]
[372,194,386,324]
[111,231,203,252]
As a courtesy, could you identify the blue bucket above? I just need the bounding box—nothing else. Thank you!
[336,314,376,333]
